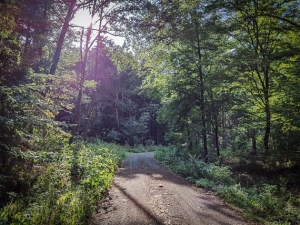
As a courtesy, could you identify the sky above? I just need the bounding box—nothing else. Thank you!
[71,9,125,46]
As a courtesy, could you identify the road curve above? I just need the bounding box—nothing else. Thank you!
[90,152,250,225]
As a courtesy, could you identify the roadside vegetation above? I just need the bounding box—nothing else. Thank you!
[155,146,300,224]
[0,138,125,225]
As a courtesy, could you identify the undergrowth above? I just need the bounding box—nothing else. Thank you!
[0,140,126,225]
[154,147,300,224]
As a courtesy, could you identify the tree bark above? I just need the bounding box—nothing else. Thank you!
[83,13,103,141]
[264,89,271,152]
[210,91,220,158]
[195,21,208,161]
[70,27,84,144]
[70,9,95,143]
[251,128,257,154]
[50,0,77,75]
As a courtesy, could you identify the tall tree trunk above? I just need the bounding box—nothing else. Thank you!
[221,110,227,149]
[50,0,76,75]
[70,27,84,143]
[264,90,271,152]
[215,124,220,157]
[261,65,270,152]
[187,123,192,151]
[115,92,120,129]
[251,128,257,154]
[70,10,95,143]
[83,14,103,141]
[210,92,220,158]
[83,91,95,141]
[195,22,208,161]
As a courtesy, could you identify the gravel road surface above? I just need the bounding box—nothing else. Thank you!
[90,152,251,225]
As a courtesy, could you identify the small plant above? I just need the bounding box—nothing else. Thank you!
[195,178,215,190]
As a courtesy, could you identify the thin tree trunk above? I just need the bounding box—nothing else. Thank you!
[83,11,103,141]
[70,27,84,144]
[210,91,220,158]
[70,9,95,143]
[187,123,192,151]
[251,128,257,154]
[115,92,120,129]
[215,124,220,157]
[264,91,271,152]
[50,0,76,75]
[83,92,95,141]
[195,21,208,161]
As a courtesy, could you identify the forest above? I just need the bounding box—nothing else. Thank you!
[0,0,299,224]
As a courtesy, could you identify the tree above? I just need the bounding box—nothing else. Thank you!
[49,0,77,75]
[68,0,130,143]
[221,0,299,153]
[127,0,231,160]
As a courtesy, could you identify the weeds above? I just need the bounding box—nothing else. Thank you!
[0,141,125,225]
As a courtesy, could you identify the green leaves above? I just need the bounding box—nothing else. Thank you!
[0,141,124,225]
[83,80,98,90]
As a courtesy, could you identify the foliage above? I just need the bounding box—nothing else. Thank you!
[217,184,300,223]
[155,146,234,185]
[127,0,300,167]
[0,141,125,225]
[81,44,165,146]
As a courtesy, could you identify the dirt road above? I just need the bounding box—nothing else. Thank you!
[90,152,250,225]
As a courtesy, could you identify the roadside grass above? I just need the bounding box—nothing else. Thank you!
[0,140,126,225]
[154,146,300,224]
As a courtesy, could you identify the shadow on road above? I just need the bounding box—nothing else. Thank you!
[92,152,250,225]
[114,182,163,225]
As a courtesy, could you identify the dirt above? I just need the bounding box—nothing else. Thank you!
[90,152,252,225]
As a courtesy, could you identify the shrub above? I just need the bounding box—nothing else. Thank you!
[0,141,125,225]
[154,146,234,185]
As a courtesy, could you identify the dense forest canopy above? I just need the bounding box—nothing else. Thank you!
[0,0,300,223]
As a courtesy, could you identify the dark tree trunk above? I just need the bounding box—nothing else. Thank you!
[215,124,220,158]
[210,92,220,158]
[50,0,76,75]
[195,22,208,161]
[264,99,271,152]
[251,129,257,154]
[83,18,102,141]
[70,16,94,143]
[263,70,270,152]
[187,124,193,151]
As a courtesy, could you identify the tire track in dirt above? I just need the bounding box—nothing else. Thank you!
[90,152,252,225]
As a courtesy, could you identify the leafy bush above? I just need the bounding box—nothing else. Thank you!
[0,141,125,225]
[154,146,234,185]
[195,178,215,190]
[217,184,300,223]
